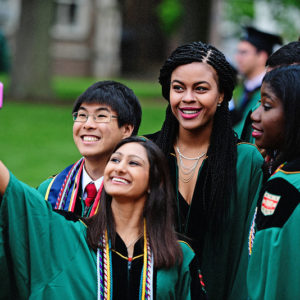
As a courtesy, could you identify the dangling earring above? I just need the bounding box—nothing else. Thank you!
[147,188,151,194]
[217,103,221,107]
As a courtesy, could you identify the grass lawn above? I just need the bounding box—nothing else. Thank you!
[0,76,167,186]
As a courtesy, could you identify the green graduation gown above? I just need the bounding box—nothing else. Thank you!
[172,142,263,300]
[234,88,261,140]
[146,132,264,300]
[0,173,206,300]
[247,159,300,300]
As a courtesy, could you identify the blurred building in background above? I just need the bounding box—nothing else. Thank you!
[1,0,299,79]
[0,0,122,77]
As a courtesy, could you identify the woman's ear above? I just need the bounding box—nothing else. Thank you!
[218,93,224,106]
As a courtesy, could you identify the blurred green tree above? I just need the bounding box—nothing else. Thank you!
[156,0,183,35]
[156,0,220,46]
[224,0,300,41]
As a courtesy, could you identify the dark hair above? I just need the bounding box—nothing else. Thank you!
[155,41,238,232]
[263,65,300,170]
[85,136,182,268]
[72,81,142,135]
[266,41,300,69]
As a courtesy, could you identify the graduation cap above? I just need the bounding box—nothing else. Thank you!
[242,26,282,55]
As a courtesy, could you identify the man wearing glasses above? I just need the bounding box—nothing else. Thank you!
[37,81,142,217]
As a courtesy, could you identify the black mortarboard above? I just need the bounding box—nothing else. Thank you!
[242,26,282,55]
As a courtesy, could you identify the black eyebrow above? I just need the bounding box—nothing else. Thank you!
[261,92,276,102]
[171,79,210,86]
[78,106,110,112]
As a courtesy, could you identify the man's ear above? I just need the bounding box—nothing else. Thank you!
[121,124,134,138]
[258,50,268,66]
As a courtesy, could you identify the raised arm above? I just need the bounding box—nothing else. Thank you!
[0,161,10,196]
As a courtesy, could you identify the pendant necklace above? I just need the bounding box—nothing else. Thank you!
[126,233,143,250]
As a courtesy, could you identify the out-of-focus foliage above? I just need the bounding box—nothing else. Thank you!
[224,0,255,26]
[265,0,300,6]
[224,0,300,41]
[156,0,183,35]
[263,0,300,41]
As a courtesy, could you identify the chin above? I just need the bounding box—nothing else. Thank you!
[82,151,104,161]
[254,141,264,149]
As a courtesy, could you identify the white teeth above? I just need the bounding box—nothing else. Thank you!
[112,177,129,184]
[182,110,199,114]
[83,136,99,142]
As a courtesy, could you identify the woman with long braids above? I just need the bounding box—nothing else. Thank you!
[248,65,300,299]
[146,41,264,299]
[0,137,206,299]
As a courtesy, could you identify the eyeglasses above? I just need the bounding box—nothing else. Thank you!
[72,111,118,123]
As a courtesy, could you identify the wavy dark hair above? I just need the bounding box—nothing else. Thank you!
[72,80,142,135]
[154,41,238,232]
[263,65,300,172]
[85,136,182,268]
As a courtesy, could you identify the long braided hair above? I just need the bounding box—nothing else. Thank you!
[155,41,238,232]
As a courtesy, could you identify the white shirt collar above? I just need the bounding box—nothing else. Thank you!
[81,165,103,195]
[244,72,265,91]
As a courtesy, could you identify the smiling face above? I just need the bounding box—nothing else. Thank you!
[169,62,224,133]
[73,102,133,162]
[104,142,150,203]
[251,82,285,150]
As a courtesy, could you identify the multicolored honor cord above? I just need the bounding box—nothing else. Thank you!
[97,220,153,300]
[55,158,84,210]
[248,207,257,256]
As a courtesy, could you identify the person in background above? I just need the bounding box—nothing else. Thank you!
[146,41,264,300]
[231,26,282,137]
[248,65,300,300]
[0,137,207,299]
[241,41,300,143]
[38,80,142,218]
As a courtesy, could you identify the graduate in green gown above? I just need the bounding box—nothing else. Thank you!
[38,81,142,218]
[232,26,282,138]
[0,137,206,300]
[248,65,300,299]
[146,41,264,300]
[241,41,300,143]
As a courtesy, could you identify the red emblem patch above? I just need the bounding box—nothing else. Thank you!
[261,192,281,216]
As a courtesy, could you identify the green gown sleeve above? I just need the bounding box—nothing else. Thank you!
[247,176,300,300]
[156,241,207,300]
[0,172,96,299]
[216,143,264,300]
[1,172,207,299]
